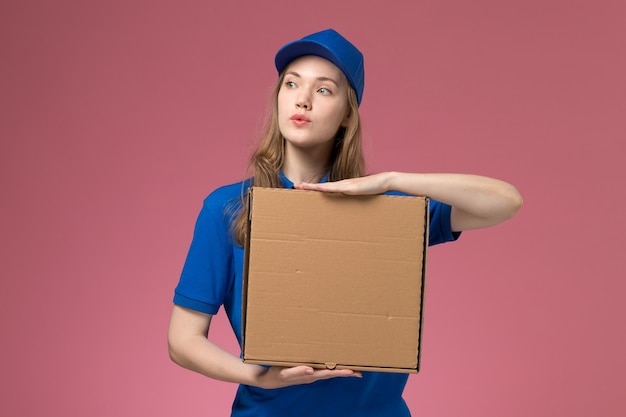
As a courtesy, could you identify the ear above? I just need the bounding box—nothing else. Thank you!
[341,109,351,127]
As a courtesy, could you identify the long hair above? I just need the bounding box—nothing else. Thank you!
[231,72,365,246]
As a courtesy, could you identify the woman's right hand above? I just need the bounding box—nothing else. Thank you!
[253,365,362,389]
[169,306,362,389]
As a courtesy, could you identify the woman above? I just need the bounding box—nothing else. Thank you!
[168,29,522,416]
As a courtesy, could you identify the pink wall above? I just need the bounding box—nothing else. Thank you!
[1,1,624,416]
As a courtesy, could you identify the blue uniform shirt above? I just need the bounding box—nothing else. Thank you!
[174,173,460,417]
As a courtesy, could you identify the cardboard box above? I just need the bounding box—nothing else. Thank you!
[242,187,429,373]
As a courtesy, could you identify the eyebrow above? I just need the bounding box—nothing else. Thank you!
[285,71,340,87]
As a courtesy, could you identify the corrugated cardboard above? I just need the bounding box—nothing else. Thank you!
[242,187,429,373]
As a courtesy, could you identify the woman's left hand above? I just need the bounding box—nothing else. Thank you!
[294,171,523,231]
[294,172,392,195]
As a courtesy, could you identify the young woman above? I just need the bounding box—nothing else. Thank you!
[168,29,522,416]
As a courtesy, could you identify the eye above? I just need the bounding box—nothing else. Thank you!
[285,81,297,89]
[318,87,332,95]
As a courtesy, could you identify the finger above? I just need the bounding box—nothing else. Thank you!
[280,366,360,380]
[279,365,315,379]
[294,182,329,191]
[295,183,346,193]
[310,368,363,380]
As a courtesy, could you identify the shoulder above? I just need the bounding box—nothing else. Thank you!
[203,179,252,211]
[181,179,251,247]
[190,179,252,233]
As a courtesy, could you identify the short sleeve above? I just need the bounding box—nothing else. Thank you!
[428,199,461,246]
[173,191,236,315]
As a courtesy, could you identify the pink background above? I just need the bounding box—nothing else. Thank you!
[1,1,624,416]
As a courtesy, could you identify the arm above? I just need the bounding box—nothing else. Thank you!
[167,305,361,388]
[294,172,522,231]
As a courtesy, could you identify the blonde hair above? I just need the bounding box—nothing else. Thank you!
[231,72,365,246]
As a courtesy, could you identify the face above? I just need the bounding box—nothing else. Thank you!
[277,55,350,154]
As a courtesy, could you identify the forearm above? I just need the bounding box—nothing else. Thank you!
[385,172,523,230]
[169,333,259,385]
[168,306,361,389]
[168,306,264,387]
[295,171,522,231]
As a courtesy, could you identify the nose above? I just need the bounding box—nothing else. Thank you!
[296,89,311,110]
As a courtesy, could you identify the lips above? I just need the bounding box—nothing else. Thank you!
[290,114,311,126]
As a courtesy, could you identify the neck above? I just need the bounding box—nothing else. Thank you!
[282,144,332,183]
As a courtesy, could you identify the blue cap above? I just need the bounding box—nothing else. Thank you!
[275,29,365,105]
